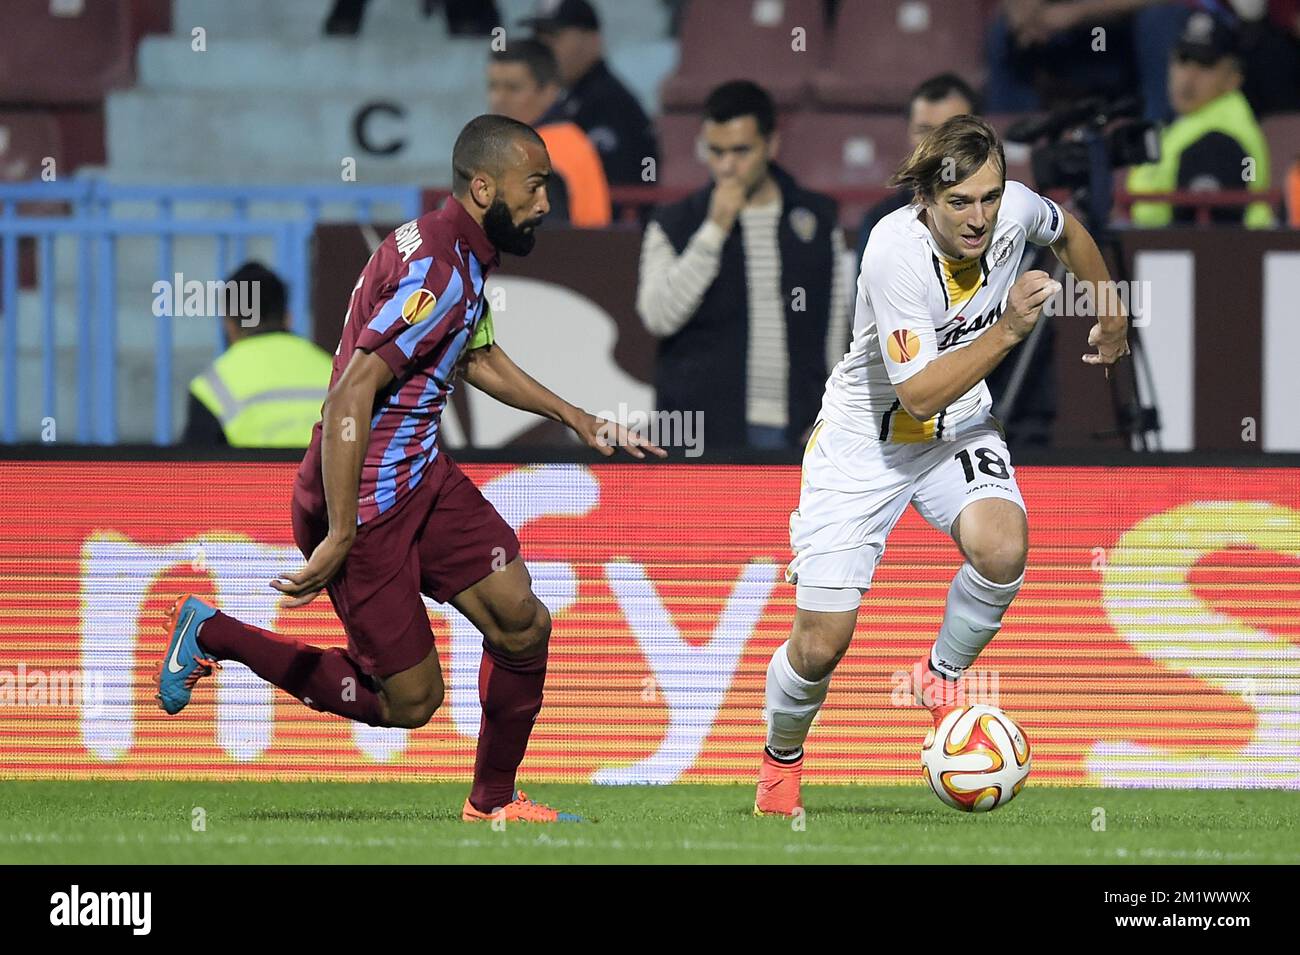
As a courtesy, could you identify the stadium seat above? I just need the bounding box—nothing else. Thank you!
[128,0,173,44]
[654,112,711,191]
[1263,113,1300,173]
[0,0,134,105]
[0,111,64,182]
[53,107,106,174]
[660,0,827,110]
[777,112,912,189]
[813,0,988,110]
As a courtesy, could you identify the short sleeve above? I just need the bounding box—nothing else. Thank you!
[862,241,936,386]
[1004,180,1065,247]
[356,255,462,378]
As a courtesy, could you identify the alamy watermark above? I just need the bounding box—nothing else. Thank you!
[50,885,151,935]
[595,403,704,458]
[0,664,105,713]
[1041,272,1152,327]
[152,273,262,327]
[890,662,1001,708]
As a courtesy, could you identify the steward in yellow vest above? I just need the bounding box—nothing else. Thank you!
[1127,11,1274,228]
[183,263,334,447]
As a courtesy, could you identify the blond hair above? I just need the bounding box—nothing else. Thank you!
[889,115,1005,202]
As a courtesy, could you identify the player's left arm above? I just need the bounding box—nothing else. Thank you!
[1049,211,1130,373]
[462,342,667,459]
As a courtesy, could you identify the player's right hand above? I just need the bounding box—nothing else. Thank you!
[272,532,354,608]
[707,178,747,232]
[1003,270,1061,341]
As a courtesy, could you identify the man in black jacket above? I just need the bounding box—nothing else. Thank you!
[636,81,850,451]
[524,0,660,186]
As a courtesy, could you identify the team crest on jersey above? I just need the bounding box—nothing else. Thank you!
[887,328,921,363]
[788,207,817,243]
[401,288,437,325]
[989,234,1014,268]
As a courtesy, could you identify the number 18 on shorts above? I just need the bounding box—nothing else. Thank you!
[786,419,1027,591]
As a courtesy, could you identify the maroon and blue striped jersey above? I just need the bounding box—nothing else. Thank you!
[296,200,498,526]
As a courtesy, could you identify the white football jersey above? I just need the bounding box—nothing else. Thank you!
[819,180,1064,443]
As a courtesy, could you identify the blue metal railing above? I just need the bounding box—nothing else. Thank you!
[0,217,298,445]
[0,181,422,445]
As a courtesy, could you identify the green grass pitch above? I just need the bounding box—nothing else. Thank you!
[1,782,1296,864]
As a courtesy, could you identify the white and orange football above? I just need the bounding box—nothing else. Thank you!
[921,704,1031,813]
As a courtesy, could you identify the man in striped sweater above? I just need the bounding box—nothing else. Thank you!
[637,80,851,451]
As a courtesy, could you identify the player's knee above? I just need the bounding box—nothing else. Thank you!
[513,599,551,654]
[966,536,1027,585]
[531,601,552,645]
[385,683,444,729]
[789,619,852,681]
[487,594,551,656]
[793,639,844,681]
[388,699,439,729]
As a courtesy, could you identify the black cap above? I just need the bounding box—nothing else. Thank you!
[520,0,600,34]
[1174,11,1240,65]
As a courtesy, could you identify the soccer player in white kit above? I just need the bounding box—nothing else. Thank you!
[755,116,1130,815]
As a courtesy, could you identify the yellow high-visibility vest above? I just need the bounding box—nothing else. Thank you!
[1127,89,1274,228]
[189,331,334,447]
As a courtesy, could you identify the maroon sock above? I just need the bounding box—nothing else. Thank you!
[468,641,548,813]
[197,610,386,726]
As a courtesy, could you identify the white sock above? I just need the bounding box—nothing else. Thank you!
[931,562,1023,678]
[764,641,831,756]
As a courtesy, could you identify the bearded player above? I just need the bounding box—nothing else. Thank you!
[755,116,1129,815]
[155,114,664,823]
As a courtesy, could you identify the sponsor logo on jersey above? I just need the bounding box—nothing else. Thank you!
[887,328,921,363]
[938,303,1003,350]
[400,288,437,325]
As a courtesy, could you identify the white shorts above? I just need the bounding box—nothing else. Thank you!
[786,416,1026,591]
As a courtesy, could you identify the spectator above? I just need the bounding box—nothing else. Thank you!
[986,0,1190,122]
[523,0,661,187]
[1232,0,1300,116]
[324,0,501,36]
[488,39,612,227]
[183,263,334,447]
[636,81,850,451]
[856,73,981,275]
[1127,10,1275,226]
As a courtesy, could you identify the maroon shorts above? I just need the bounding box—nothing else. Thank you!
[291,452,520,679]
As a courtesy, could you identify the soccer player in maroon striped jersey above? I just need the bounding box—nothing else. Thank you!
[157,115,664,822]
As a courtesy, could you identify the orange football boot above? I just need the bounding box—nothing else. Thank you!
[754,749,804,816]
[461,790,581,823]
[912,658,963,722]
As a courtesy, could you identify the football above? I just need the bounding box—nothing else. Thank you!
[921,704,1032,812]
